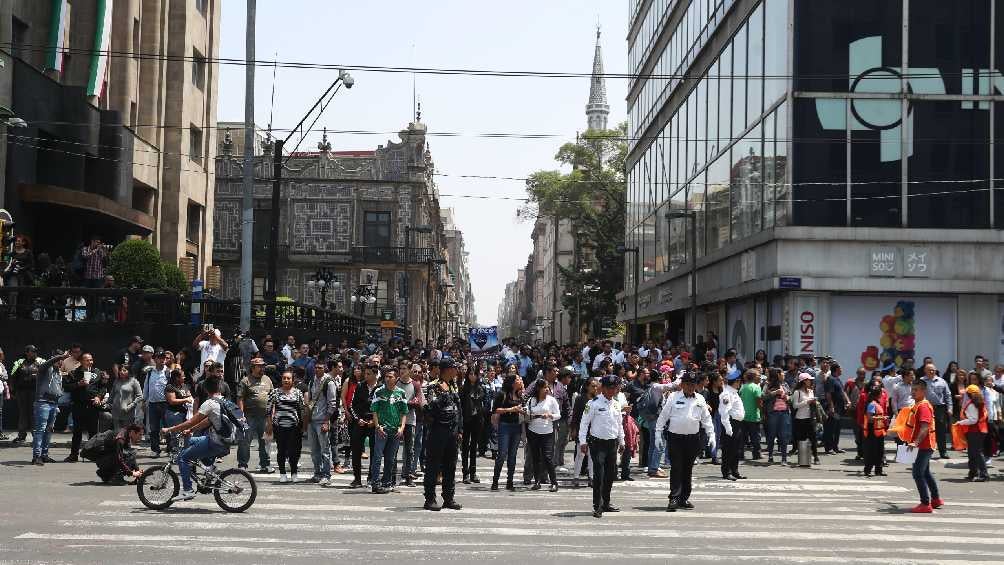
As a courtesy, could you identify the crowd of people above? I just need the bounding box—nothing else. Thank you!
[0,329,1001,514]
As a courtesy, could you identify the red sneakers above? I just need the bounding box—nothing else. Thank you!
[931,498,944,509]
[910,503,934,513]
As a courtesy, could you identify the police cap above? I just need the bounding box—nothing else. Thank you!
[599,374,620,388]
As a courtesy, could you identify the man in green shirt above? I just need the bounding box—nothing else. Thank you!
[370,367,408,494]
[738,370,764,460]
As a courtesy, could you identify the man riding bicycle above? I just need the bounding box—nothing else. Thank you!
[162,378,230,500]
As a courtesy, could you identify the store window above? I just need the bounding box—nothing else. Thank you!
[792,98,846,226]
[908,101,990,228]
[731,124,763,241]
[706,154,731,252]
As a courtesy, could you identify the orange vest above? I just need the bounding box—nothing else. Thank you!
[903,399,936,448]
[863,401,887,438]
[959,398,989,435]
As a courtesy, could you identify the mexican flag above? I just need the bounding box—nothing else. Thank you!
[86,0,114,98]
[44,0,69,73]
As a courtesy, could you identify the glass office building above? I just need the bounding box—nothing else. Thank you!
[622,0,1004,370]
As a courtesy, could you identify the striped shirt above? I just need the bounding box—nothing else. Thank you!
[268,387,304,429]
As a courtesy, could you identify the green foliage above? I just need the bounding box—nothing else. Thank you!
[108,239,166,289]
[162,261,190,294]
[525,123,629,337]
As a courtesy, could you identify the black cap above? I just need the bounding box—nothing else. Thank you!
[24,344,37,353]
[130,335,144,345]
[439,359,457,370]
[681,373,700,385]
[600,374,620,388]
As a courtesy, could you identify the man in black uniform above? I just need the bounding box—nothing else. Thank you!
[423,359,463,511]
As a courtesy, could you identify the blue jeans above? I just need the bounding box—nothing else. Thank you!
[179,435,228,491]
[766,410,791,458]
[370,430,401,487]
[32,401,59,458]
[308,422,332,479]
[911,448,939,505]
[237,414,270,470]
[147,402,168,454]
[647,426,665,474]
[493,422,521,482]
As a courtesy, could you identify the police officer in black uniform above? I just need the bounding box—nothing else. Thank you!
[423,359,464,511]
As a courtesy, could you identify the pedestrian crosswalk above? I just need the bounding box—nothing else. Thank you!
[9,454,1004,564]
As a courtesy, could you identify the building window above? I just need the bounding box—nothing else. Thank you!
[189,124,203,163]
[253,277,265,300]
[11,17,28,60]
[192,48,206,90]
[187,202,203,244]
[253,209,274,250]
[195,0,208,16]
[130,102,138,127]
[363,211,392,247]
[132,17,141,58]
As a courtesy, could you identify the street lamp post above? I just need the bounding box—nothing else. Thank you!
[616,244,640,346]
[350,283,377,317]
[267,70,355,317]
[305,267,340,310]
[667,209,698,347]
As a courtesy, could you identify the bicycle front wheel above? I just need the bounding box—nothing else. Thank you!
[213,468,257,513]
[136,465,179,510]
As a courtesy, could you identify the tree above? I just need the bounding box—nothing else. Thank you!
[524,123,627,338]
[162,261,190,294]
[108,239,166,289]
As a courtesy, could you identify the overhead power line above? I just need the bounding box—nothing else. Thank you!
[2,42,958,81]
[5,136,1003,206]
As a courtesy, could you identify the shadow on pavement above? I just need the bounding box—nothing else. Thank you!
[553,511,600,518]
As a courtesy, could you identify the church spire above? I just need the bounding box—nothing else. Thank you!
[586,25,609,132]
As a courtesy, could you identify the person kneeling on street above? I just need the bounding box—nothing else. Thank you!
[83,424,143,485]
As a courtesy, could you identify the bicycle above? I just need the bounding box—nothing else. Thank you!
[136,433,257,512]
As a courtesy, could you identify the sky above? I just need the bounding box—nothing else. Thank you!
[217,0,628,325]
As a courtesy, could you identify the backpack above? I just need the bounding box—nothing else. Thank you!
[212,397,250,446]
[639,386,664,422]
[80,430,117,461]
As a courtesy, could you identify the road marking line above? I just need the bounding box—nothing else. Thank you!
[16,535,1004,561]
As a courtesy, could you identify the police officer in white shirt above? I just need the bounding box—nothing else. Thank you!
[719,369,746,481]
[578,374,625,518]
[656,372,715,511]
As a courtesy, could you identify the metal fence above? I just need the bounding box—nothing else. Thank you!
[0,287,365,337]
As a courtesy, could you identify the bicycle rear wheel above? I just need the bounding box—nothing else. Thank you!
[137,465,179,510]
[213,468,257,513]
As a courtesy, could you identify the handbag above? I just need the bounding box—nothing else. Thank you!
[518,399,531,424]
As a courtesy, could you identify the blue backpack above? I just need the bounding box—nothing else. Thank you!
[212,398,249,446]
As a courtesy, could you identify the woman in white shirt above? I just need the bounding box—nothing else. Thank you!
[792,373,820,464]
[526,382,561,492]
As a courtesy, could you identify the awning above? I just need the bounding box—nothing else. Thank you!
[17,183,155,234]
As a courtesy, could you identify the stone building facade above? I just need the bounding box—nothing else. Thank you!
[213,121,455,341]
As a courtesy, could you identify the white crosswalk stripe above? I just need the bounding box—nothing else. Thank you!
[11,466,1000,563]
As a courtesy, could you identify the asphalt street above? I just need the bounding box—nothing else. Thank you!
[1,432,1003,564]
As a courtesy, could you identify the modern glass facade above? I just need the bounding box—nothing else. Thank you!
[626,0,1004,289]
[626,0,788,287]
